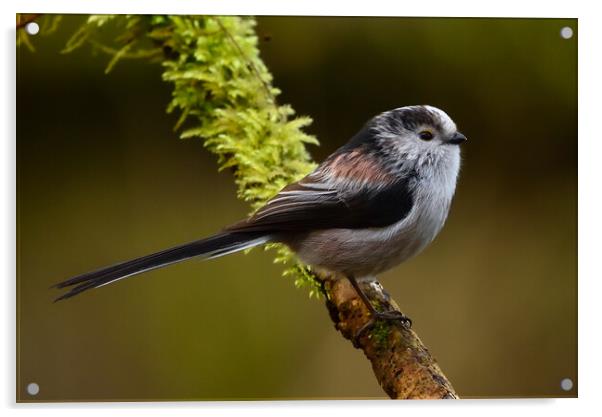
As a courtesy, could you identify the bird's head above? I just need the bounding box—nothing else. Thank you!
[371,105,467,166]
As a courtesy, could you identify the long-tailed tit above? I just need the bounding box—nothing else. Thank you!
[54,105,466,333]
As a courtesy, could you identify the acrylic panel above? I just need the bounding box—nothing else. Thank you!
[16,14,577,401]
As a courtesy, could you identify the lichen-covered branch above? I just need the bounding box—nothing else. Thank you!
[28,14,458,399]
[321,273,458,399]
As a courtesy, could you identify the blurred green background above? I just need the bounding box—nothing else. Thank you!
[17,15,577,401]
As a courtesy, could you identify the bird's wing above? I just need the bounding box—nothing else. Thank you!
[227,151,416,233]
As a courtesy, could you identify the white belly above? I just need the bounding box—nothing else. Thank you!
[290,195,449,276]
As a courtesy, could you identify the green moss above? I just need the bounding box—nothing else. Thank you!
[59,15,323,297]
[370,320,392,349]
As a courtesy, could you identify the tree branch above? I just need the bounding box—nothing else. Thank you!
[320,273,458,399]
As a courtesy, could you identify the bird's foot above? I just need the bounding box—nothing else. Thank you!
[352,310,412,348]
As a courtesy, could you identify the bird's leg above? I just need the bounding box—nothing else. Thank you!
[347,275,412,347]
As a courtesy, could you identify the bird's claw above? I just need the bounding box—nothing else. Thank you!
[352,310,412,348]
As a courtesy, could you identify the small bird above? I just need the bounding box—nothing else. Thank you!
[54,105,466,334]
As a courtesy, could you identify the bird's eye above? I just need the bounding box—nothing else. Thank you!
[418,130,434,141]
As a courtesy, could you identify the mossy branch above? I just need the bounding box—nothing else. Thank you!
[35,14,458,399]
[320,273,458,399]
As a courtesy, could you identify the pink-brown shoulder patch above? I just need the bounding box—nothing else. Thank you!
[329,151,393,184]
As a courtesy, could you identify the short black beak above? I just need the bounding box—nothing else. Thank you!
[448,132,467,145]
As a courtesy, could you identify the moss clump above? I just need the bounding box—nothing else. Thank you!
[54,15,324,297]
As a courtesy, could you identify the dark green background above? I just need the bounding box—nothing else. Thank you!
[17,15,577,400]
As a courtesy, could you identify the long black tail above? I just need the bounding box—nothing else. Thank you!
[52,231,269,301]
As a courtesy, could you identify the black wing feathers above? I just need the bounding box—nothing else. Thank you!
[229,118,416,233]
[347,177,415,228]
[228,176,414,233]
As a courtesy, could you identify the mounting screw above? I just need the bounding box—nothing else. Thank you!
[560,378,573,391]
[26,382,40,396]
[25,22,40,36]
[560,26,573,39]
